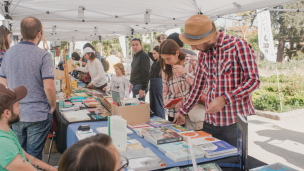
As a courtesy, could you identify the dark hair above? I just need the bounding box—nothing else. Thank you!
[153,45,160,53]
[87,52,96,60]
[0,93,15,118]
[83,43,96,51]
[0,26,11,52]
[72,52,81,61]
[20,17,42,41]
[157,34,167,42]
[114,63,126,75]
[131,38,142,45]
[58,134,116,171]
[101,58,109,72]
[167,32,183,48]
[159,39,185,82]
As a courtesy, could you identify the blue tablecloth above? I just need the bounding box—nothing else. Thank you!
[67,117,237,169]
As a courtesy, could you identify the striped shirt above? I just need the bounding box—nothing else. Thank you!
[179,31,260,126]
[163,53,198,117]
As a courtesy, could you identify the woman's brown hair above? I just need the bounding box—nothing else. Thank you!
[58,134,116,171]
[159,39,185,82]
[87,52,96,60]
[153,45,160,53]
[0,26,11,52]
[114,63,126,75]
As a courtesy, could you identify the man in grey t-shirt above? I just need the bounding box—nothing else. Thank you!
[0,17,56,160]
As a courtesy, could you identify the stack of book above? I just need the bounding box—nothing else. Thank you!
[195,140,237,158]
[127,139,144,151]
[158,141,189,154]
[147,118,174,128]
[127,123,152,137]
[143,127,183,146]
[165,148,205,162]
[120,148,166,171]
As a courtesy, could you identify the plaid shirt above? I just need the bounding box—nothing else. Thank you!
[179,31,260,126]
[163,53,198,117]
[0,50,4,68]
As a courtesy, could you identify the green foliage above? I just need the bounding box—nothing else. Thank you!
[252,73,304,113]
[180,27,192,51]
[247,31,260,52]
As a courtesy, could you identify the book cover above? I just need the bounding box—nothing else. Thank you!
[158,142,189,153]
[162,125,193,133]
[127,123,152,129]
[179,163,223,171]
[191,137,221,146]
[249,163,297,171]
[198,141,237,157]
[109,116,127,151]
[166,148,205,162]
[73,60,82,67]
[147,120,173,128]
[126,143,144,151]
[163,97,183,108]
[237,113,248,171]
[190,131,212,139]
[148,127,183,145]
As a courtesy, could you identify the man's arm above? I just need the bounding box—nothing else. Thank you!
[222,40,260,105]
[43,79,56,114]
[24,150,57,171]
[5,154,37,171]
[140,54,150,90]
[179,54,205,116]
[0,77,7,86]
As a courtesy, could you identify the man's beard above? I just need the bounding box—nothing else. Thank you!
[8,111,20,125]
[199,43,216,53]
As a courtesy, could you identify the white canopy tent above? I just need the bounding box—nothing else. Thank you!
[0,0,299,41]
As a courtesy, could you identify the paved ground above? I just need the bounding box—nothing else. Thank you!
[42,114,304,170]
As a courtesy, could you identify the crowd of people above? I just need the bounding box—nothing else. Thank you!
[0,14,260,170]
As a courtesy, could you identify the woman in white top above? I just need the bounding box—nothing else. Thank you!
[73,47,108,91]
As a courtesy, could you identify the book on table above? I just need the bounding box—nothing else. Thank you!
[196,140,237,158]
[158,141,189,154]
[62,110,91,122]
[147,120,174,128]
[120,148,166,171]
[165,148,205,162]
[76,129,96,140]
[108,116,127,151]
[175,163,223,171]
[143,127,183,145]
[249,163,297,171]
[237,113,248,171]
[191,137,221,146]
[96,127,133,135]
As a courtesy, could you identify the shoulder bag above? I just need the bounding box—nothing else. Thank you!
[173,72,206,131]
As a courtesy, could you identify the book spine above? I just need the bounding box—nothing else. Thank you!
[157,137,183,145]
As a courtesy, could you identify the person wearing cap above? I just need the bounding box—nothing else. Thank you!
[0,84,57,171]
[175,15,260,147]
[0,17,56,160]
[73,47,108,91]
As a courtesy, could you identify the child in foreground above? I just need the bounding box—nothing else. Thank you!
[103,63,130,99]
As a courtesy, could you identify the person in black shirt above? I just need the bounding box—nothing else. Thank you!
[167,32,197,56]
[130,38,150,101]
[149,45,165,119]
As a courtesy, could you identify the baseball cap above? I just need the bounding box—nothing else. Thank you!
[0,84,27,102]
[80,47,94,57]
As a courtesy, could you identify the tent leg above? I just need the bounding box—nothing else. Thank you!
[150,32,153,51]
[276,62,283,112]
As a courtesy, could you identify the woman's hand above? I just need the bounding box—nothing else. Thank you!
[72,64,76,70]
[82,62,87,66]
[87,82,93,88]
[102,87,107,91]
[172,65,185,76]
[165,104,175,110]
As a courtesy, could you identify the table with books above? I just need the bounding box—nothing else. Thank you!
[66,117,267,171]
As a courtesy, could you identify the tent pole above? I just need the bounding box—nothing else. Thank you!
[69,41,73,58]
[100,42,103,57]
[150,32,153,51]
[275,62,283,112]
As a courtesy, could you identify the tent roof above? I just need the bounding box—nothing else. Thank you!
[1,0,299,41]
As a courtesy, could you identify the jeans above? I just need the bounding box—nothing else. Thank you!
[149,78,165,119]
[202,122,237,147]
[132,84,148,101]
[12,113,53,160]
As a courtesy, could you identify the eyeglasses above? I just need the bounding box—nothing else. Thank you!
[117,156,129,171]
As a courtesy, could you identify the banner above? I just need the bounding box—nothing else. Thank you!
[258,10,276,62]
[119,35,127,59]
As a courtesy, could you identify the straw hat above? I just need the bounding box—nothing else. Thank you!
[179,15,217,45]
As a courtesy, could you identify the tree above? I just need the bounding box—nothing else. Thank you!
[270,1,304,62]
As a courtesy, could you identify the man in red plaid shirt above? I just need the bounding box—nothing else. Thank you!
[174,15,260,147]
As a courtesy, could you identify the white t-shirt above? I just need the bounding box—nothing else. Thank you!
[76,58,107,87]
[106,75,130,99]
[106,55,121,74]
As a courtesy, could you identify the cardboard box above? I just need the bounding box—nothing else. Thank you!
[111,103,150,125]
[44,139,58,154]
